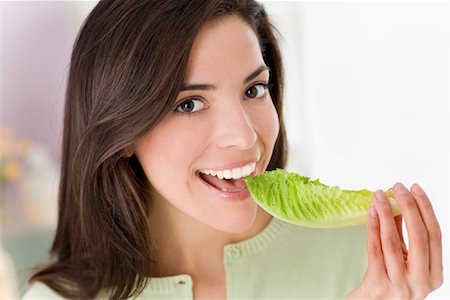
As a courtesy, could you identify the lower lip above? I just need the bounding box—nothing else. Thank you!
[197,173,254,202]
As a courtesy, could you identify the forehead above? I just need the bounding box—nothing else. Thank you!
[184,16,265,83]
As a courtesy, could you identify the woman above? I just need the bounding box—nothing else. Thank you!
[24,0,442,299]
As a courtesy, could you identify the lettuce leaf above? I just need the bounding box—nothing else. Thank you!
[244,168,401,228]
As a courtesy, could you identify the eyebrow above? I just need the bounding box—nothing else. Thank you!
[180,65,270,92]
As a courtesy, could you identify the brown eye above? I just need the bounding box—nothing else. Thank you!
[245,83,268,99]
[176,98,205,113]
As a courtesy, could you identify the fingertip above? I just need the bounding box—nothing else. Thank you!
[411,183,426,196]
[374,190,386,203]
[393,182,408,195]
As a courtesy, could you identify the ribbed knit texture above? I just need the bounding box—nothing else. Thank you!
[23,217,368,299]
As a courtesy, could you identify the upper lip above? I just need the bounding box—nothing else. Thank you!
[197,158,259,172]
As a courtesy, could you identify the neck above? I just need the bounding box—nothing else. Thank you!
[148,202,272,278]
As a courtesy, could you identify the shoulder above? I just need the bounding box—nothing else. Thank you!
[22,282,64,300]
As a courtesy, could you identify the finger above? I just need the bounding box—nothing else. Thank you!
[374,190,406,283]
[366,204,387,278]
[393,183,429,277]
[411,183,443,290]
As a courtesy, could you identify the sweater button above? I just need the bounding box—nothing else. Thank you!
[229,247,241,258]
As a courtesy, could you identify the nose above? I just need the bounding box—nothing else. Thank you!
[214,102,257,150]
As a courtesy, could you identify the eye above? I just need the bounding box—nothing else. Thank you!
[175,98,205,114]
[245,83,269,99]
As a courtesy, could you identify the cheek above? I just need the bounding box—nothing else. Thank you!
[135,118,208,181]
[255,101,280,148]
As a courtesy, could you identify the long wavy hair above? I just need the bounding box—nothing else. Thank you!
[30,0,288,298]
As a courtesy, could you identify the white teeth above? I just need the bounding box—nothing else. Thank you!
[231,168,242,179]
[199,162,257,180]
[223,170,232,179]
[242,164,251,176]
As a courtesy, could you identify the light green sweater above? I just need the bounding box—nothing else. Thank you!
[23,217,367,299]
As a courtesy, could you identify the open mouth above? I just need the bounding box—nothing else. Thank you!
[197,163,256,193]
[196,172,246,192]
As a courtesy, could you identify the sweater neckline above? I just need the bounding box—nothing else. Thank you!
[223,215,288,260]
[143,217,289,293]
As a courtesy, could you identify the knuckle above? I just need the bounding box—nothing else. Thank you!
[420,198,433,210]
[403,197,417,210]
[429,227,442,243]
[378,201,394,213]
[367,221,380,232]
[411,228,429,246]
[384,237,402,253]
[368,242,382,258]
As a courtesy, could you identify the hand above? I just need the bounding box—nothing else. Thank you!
[345,183,443,300]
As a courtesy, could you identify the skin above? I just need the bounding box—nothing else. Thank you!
[133,15,443,300]
[346,183,443,299]
[133,15,277,291]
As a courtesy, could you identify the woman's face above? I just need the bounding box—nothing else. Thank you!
[134,16,279,233]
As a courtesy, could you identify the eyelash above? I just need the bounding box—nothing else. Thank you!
[173,82,271,117]
[248,82,271,98]
[175,99,204,117]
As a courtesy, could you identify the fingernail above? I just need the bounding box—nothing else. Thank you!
[374,190,386,202]
[369,205,378,218]
[411,183,425,195]
[394,183,408,195]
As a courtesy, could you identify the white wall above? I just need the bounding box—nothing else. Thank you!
[264,1,449,299]
[2,0,448,298]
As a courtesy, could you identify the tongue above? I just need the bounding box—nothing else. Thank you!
[199,173,247,192]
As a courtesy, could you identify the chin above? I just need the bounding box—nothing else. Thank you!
[207,206,258,233]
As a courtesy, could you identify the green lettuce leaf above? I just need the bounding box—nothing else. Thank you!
[244,168,401,228]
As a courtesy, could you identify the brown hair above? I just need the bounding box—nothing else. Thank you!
[30,0,287,298]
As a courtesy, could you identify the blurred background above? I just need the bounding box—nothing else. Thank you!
[1,1,448,298]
